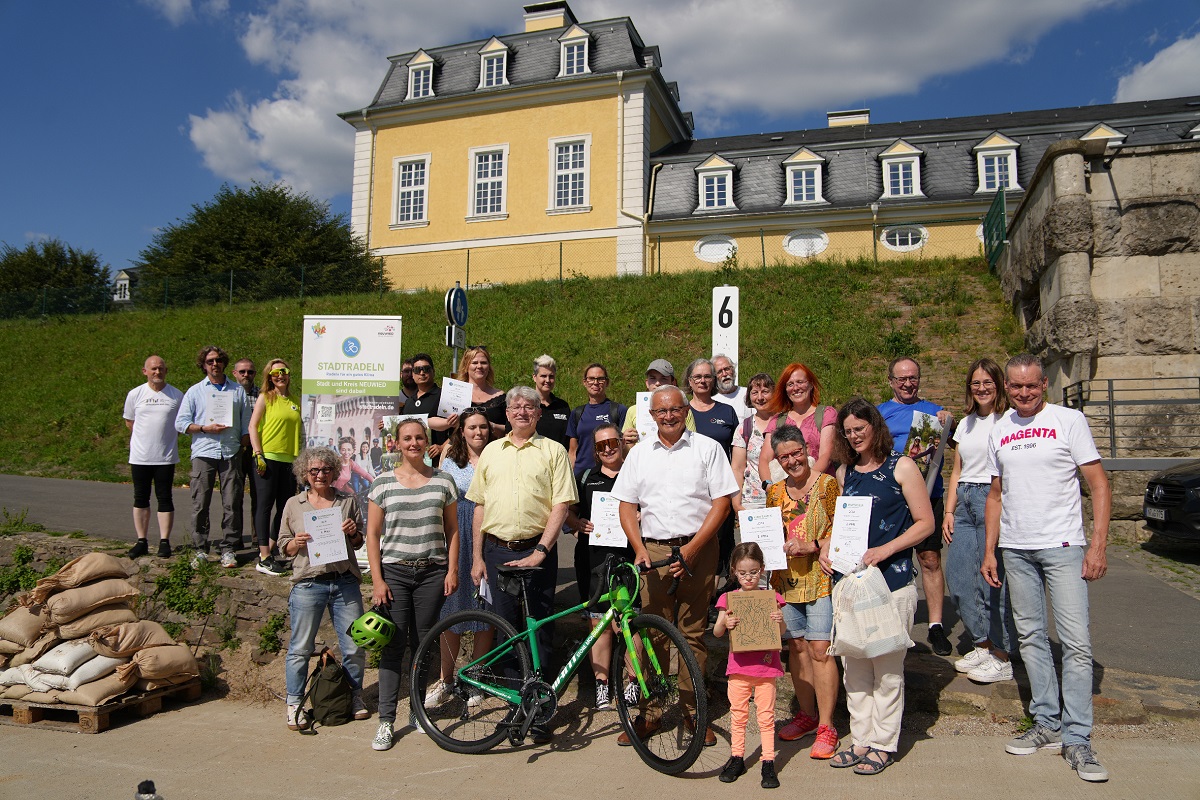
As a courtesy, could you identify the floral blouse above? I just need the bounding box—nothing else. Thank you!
[766,472,838,603]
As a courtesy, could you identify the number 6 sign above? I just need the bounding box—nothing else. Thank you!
[712,285,739,381]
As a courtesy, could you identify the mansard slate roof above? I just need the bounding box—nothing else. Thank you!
[352,16,655,114]
[650,95,1200,221]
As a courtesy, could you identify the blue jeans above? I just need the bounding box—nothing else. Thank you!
[1002,546,1093,745]
[946,483,1016,651]
[285,573,366,705]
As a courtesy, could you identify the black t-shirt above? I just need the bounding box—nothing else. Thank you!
[691,400,739,460]
[402,385,448,446]
[537,393,571,449]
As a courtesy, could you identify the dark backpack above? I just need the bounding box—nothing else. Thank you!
[298,648,354,732]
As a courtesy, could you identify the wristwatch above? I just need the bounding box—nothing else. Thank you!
[534,543,550,555]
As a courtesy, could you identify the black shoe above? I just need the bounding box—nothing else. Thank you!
[719,756,746,783]
[127,539,149,559]
[928,624,952,656]
[255,556,286,576]
[761,760,779,789]
[157,540,172,558]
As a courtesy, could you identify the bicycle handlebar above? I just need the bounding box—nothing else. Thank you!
[588,548,693,609]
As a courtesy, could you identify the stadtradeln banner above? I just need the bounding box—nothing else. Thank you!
[301,315,402,508]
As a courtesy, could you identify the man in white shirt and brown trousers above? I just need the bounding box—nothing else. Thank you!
[611,384,739,748]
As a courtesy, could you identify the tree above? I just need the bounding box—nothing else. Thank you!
[0,239,112,316]
[135,182,387,304]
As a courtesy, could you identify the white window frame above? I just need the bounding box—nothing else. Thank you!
[467,144,509,221]
[975,149,1020,193]
[880,155,922,199]
[407,64,433,100]
[390,154,431,229]
[559,39,589,77]
[694,235,737,263]
[695,167,735,212]
[479,52,508,89]
[784,164,824,205]
[783,229,829,258]
[546,134,591,213]
[880,224,928,253]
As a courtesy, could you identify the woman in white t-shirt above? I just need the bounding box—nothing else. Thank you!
[943,358,1016,683]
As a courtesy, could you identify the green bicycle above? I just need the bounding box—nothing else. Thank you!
[409,552,708,775]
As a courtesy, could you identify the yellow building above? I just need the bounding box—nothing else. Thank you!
[341,2,1200,288]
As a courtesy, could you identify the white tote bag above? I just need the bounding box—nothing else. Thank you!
[826,566,913,659]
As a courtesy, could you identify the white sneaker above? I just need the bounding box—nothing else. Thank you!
[352,694,370,720]
[955,646,991,673]
[623,680,639,706]
[424,679,450,709]
[409,712,426,734]
[286,703,305,730]
[372,721,394,751]
[190,550,209,569]
[594,680,611,710]
[220,550,238,569]
[968,655,1015,684]
[466,688,484,708]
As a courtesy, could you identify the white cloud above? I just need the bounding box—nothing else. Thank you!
[1115,32,1200,102]
[182,0,1124,198]
[139,0,193,26]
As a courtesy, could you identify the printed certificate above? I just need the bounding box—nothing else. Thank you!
[437,377,473,418]
[635,392,656,440]
[305,507,349,567]
[829,496,873,575]
[588,492,628,547]
[206,392,234,428]
[737,507,787,570]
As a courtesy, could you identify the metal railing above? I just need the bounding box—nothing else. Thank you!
[1063,377,1200,462]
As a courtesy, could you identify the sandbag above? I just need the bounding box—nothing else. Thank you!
[44,578,140,625]
[3,684,33,700]
[136,674,196,691]
[89,621,176,658]
[22,690,60,704]
[118,644,199,682]
[19,664,58,693]
[0,666,24,686]
[0,638,22,655]
[0,605,49,647]
[65,655,127,691]
[10,631,61,667]
[0,654,8,669]
[56,603,138,640]
[57,670,137,706]
[33,639,98,676]
[827,566,914,660]
[24,552,129,606]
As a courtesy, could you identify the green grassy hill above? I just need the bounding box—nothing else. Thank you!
[0,256,1022,483]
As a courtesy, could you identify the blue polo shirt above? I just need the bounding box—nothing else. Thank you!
[877,398,944,498]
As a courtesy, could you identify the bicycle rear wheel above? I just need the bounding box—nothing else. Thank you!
[612,613,707,775]
[410,610,530,754]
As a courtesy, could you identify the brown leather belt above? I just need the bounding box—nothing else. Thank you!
[485,533,542,551]
[645,536,691,547]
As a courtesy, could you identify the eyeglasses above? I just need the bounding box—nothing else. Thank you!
[205,358,224,365]
[842,424,871,438]
[412,365,432,374]
[584,376,608,384]
[237,369,256,376]
[268,368,289,377]
[595,439,620,453]
[776,450,807,464]
[308,467,335,476]
[969,380,996,389]
[689,374,714,382]
[734,569,762,579]
[890,376,919,385]
[650,406,687,418]
[509,405,537,415]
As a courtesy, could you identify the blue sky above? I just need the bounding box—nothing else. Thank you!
[2,0,1198,274]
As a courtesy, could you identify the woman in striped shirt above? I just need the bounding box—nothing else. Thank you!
[366,418,459,751]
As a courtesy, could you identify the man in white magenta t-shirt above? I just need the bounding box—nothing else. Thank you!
[982,353,1111,783]
[123,355,184,559]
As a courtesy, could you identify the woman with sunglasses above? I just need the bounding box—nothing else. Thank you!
[567,363,627,479]
[425,408,495,707]
[248,359,303,576]
[758,363,838,484]
[278,446,368,729]
[564,422,633,710]
[457,346,507,436]
[817,399,934,775]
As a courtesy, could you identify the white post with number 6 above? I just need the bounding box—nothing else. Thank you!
[712,285,739,383]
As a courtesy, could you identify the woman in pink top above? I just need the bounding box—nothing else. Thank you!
[758,363,838,482]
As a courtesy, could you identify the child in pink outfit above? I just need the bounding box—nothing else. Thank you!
[713,541,785,789]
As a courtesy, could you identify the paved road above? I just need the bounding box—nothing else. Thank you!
[3,473,1200,682]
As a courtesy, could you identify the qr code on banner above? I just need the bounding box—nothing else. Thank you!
[315,404,336,424]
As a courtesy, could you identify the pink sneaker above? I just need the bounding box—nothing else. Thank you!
[810,724,839,759]
[778,710,818,741]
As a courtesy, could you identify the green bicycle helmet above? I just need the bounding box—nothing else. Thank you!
[347,606,395,651]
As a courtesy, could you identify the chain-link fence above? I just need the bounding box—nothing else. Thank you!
[0,285,115,319]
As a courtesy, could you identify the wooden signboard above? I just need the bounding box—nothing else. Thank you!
[726,590,781,653]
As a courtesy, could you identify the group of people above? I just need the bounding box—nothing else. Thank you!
[121,345,1112,784]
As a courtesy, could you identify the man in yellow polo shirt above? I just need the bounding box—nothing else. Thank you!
[467,385,577,740]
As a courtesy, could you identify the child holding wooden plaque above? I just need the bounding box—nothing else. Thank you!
[713,542,786,789]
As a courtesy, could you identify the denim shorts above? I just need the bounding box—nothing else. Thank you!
[781,594,833,641]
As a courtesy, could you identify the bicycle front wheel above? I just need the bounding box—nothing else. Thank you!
[410,609,530,754]
[612,613,708,775]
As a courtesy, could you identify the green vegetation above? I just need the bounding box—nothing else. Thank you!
[0,256,1020,481]
[0,545,67,596]
[149,554,223,619]
[0,238,112,319]
[257,613,287,654]
[215,610,241,651]
[0,508,46,536]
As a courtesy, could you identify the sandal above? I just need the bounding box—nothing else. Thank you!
[853,747,893,775]
[830,747,867,768]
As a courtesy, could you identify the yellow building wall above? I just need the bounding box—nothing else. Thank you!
[648,106,674,153]
[370,95,617,249]
[384,236,618,291]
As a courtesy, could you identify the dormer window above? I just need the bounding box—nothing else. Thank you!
[406,51,435,100]
[695,154,736,212]
[1081,123,1127,148]
[974,133,1020,193]
[879,140,924,200]
[557,24,591,77]
[782,148,826,205]
[478,38,509,89]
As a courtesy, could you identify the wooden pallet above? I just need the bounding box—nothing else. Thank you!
[0,679,202,733]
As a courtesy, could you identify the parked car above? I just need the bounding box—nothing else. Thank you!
[1143,460,1200,541]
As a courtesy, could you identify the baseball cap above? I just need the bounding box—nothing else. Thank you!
[646,359,675,378]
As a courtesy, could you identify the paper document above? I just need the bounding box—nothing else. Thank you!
[305,506,349,567]
[635,392,656,441]
[437,378,473,419]
[829,496,873,575]
[206,392,234,428]
[737,507,787,570]
[588,492,628,547]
